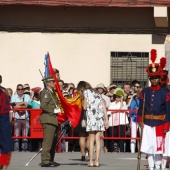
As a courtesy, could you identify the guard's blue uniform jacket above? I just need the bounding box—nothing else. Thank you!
[137,85,170,129]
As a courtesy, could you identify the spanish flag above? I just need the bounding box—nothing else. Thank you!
[45,53,82,128]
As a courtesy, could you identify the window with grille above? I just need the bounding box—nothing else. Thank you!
[111,52,149,87]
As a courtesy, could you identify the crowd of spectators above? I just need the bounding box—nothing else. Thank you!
[0,74,142,154]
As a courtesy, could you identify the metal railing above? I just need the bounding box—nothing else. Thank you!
[11,108,141,152]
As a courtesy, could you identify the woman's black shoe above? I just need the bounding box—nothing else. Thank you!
[81,156,85,161]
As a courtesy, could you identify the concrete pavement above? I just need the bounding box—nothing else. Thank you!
[8,151,148,170]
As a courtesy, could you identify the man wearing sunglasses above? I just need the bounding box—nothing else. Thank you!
[131,80,141,93]
[10,84,30,151]
[137,50,170,170]
[127,80,141,153]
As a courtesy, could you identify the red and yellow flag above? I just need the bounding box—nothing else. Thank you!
[47,54,82,128]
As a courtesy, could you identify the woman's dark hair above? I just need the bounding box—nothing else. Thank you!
[58,79,64,84]
[76,81,92,97]
[34,93,39,98]
[63,83,68,89]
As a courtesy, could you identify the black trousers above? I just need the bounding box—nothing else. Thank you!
[108,125,126,152]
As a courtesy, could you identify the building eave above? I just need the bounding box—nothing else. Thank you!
[0,0,170,7]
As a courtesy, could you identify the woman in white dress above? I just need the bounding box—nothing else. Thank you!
[77,81,109,167]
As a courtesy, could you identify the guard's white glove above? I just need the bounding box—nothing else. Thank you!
[54,108,61,114]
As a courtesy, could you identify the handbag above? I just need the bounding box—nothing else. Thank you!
[81,111,87,128]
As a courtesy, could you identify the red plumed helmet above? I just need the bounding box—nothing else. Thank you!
[150,49,157,65]
[146,49,163,77]
[160,57,166,69]
[160,57,169,88]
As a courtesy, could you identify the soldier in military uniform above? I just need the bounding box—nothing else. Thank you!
[40,75,60,167]
[137,49,170,170]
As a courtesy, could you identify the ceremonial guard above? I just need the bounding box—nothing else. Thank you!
[0,88,12,170]
[137,49,170,170]
[160,59,170,170]
[40,75,59,167]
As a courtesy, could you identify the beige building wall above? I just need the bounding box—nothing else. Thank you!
[0,32,166,91]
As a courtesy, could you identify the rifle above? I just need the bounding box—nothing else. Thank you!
[137,93,145,170]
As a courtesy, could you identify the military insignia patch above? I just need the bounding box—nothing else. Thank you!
[44,94,48,98]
